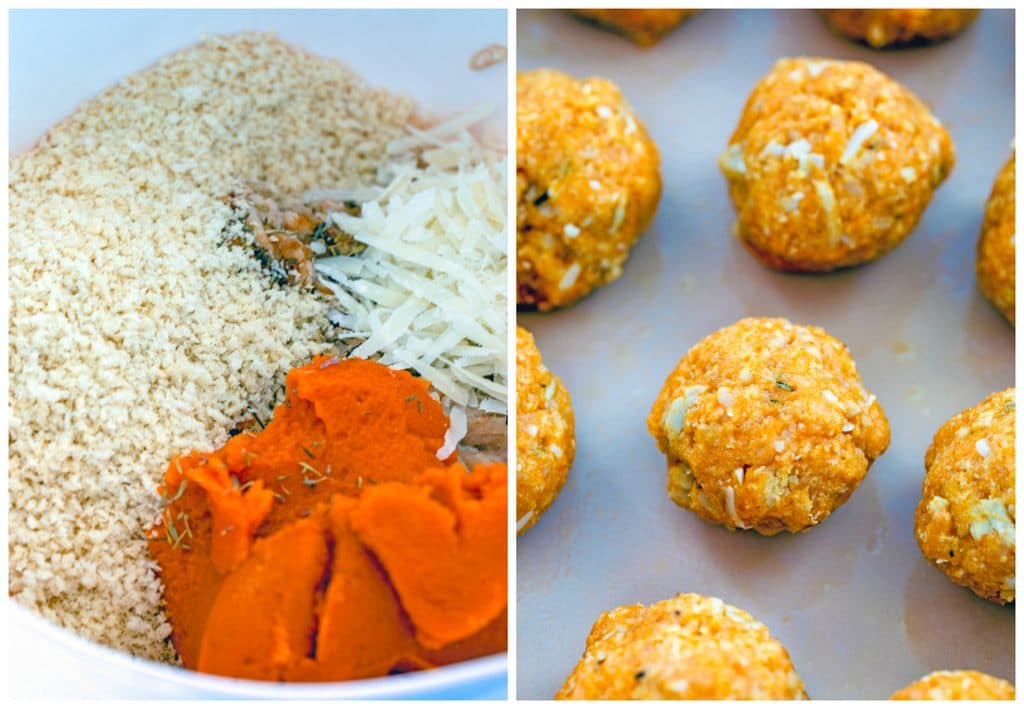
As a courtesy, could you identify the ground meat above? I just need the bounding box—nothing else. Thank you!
[223,186,365,291]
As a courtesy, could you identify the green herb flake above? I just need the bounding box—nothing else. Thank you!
[166,515,181,548]
[775,380,795,392]
[298,461,321,478]
[166,479,187,504]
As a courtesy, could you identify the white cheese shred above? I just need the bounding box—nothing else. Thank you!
[316,108,507,414]
[437,405,468,460]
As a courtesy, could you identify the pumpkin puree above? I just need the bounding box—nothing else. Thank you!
[148,356,507,681]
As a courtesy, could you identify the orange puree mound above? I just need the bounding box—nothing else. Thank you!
[198,518,328,680]
[284,497,419,682]
[148,356,507,681]
[351,463,508,649]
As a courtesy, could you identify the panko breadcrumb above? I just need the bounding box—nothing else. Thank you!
[516,326,575,534]
[719,57,954,272]
[517,68,661,310]
[570,9,698,46]
[891,670,1015,700]
[915,389,1015,604]
[8,33,413,661]
[820,9,980,48]
[976,153,1015,325]
[648,317,890,534]
[556,593,807,700]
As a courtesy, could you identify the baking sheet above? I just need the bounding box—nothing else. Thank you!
[9,9,508,699]
[516,8,1014,700]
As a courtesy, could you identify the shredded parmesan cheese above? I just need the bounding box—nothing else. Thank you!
[840,119,879,165]
[437,405,469,460]
[316,108,507,417]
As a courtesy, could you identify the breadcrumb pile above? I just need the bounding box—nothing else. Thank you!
[9,33,413,661]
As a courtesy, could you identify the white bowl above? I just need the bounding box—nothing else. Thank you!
[8,8,508,699]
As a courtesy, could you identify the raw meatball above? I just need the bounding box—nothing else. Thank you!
[516,325,575,534]
[517,68,661,310]
[570,9,698,46]
[556,593,807,700]
[648,317,890,535]
[891,670,1015,700]
[718,57,954,272]
[915,389,1015,604]
[977,153,1015,325]
[820,9,980,48]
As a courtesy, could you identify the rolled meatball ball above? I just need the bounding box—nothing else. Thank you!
[821,9,980,49]
[518,68,661,310]
[648,317,890,535]
[915,388,1015,604]
[977,153,1015,325]
[719,57,954,272]
[516,325,575,534]
[556,593,807,700]
[891,670,1015,700]
[570,9,698,46]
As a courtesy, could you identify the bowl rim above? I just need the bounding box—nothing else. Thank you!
[9,600,508,698]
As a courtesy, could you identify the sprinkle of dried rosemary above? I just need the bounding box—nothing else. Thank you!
[165,479,187,504]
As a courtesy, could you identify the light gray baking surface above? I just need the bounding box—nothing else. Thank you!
[516,8,1014,700]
